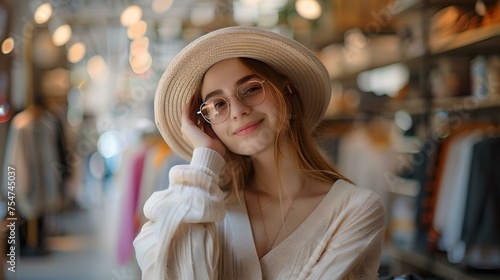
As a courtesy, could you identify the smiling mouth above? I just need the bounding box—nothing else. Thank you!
[234,120,262,136]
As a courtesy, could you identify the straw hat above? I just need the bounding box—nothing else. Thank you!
[155,26,331,161]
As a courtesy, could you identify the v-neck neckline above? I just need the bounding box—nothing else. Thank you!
[222,179,353,279]
[240,180,342,262]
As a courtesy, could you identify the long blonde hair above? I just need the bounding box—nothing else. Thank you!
[192,58,350,195]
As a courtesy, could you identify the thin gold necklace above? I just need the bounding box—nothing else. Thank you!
[257,184,302,252]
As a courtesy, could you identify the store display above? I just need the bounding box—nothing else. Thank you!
[326,1,500,279]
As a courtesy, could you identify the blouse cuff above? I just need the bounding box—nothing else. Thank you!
[190,147,226,175]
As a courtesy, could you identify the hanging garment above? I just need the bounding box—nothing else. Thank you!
[1,107,66,219]
[156,152,188,191]
[461,137,500,269]
[432,130,484,263]
[136,140,171,225]
[117,146,148,265]
[337,126,398,210]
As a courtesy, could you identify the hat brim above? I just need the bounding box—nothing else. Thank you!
[155,26,331,161]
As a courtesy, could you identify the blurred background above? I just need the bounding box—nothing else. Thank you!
[0,0,500,279]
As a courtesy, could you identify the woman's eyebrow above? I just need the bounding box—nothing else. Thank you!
[235,74,260,86]
[203,74,260,101]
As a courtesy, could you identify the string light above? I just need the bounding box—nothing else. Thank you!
[34,3,52,24]
[120,5,142,27]
[127,20,147,40]
[295,0,322,20]
[68,42,86,63]
[52,24,72,46]
[1,37,14,54]
[87,55,109,83]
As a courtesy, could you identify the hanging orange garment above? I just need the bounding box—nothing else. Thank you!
[136,140,172,226]
[153,139,171,168]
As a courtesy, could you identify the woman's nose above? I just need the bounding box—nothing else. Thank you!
[229,96,251,119]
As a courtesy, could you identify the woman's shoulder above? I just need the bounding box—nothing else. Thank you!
[324,180,387,230]
[327,179,385,211]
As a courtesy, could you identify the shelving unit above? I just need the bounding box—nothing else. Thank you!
[321,1,500,279]
[394,2,500,279]
[324,1,500,120]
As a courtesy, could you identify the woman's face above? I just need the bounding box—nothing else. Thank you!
[200,58,280,156]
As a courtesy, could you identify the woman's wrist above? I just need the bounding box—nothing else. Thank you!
[190,147,226,175]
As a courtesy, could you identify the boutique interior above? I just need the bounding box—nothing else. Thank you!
[0,0,500,279]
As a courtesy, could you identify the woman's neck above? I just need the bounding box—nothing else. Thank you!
[250,146,305,200]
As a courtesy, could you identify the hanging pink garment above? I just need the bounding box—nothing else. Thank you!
[117,147,148,265]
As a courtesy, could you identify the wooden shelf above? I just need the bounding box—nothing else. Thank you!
[322,95,500,122]
[330,56,402,82]
[384,98,429,115]
[429,24,500,55]
[393,0,478,17]
[390,247,500,280]
[330,24,500,82]
[431,96,500,113]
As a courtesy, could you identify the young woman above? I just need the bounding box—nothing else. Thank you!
[134,26,386,280]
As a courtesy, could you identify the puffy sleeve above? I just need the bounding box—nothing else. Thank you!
[133,147,226,280]
[306,189,387,280]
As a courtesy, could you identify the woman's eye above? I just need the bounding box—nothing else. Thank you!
[203,98,226,109]
[241,83,263,96]
[213,100,227,109]
[213,99,226,109]
[244,87,257,95]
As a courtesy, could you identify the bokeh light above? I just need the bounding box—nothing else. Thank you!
[1,37,14,54]
[34,3,52,24]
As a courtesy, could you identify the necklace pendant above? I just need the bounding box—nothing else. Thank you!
[267,242,274,251]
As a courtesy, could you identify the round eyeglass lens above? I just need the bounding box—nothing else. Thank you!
[237,80,265,106]
[200,97,230,124]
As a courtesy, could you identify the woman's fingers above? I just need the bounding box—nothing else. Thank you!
[181,103,226,157]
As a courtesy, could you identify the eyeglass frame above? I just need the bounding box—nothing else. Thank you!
[196,79,268,124]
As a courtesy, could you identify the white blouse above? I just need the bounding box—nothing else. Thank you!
[134,148,386,280]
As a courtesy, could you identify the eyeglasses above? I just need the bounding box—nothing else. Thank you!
[197,79,267,124]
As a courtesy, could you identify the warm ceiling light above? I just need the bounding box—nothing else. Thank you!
[130,51,152,74]
[87,55,108,82]
[130,37,149,56]
[127,20,147,40]
[295,0,322,20]
[120,5,142,27]
[34,3,53,24]
[1,37,15,54]
[68,42,86,63]
[52,24,72,46]
[152,0,173,13]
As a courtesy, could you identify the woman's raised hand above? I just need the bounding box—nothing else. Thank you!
[181,101,227,158]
